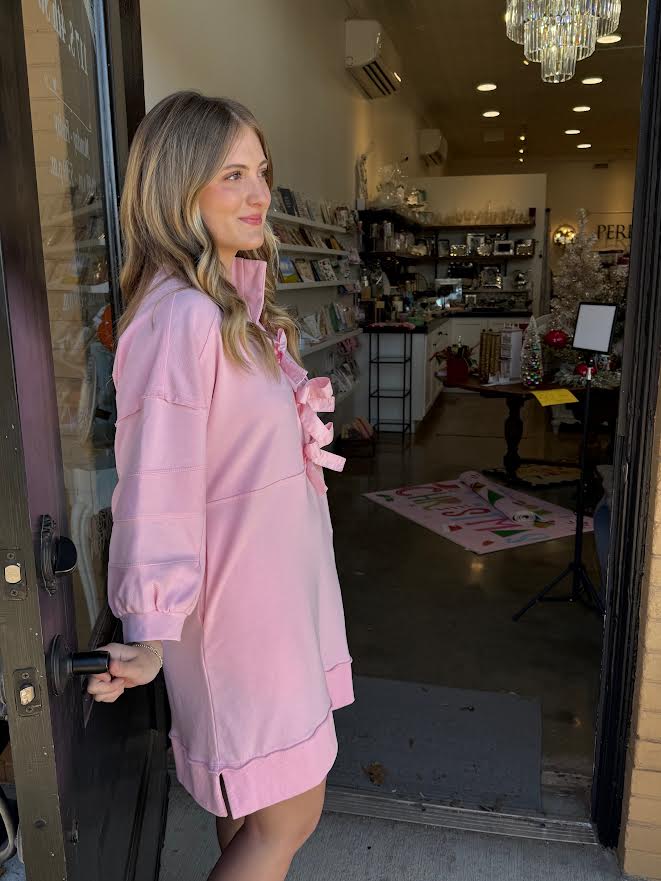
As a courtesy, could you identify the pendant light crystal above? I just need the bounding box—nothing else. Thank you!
[506,0,526,44]
[506,0,610,83]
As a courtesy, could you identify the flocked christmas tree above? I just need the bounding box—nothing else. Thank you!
[521,315,543,387]
[546,208,628,388]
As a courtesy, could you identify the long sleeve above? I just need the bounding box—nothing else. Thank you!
[107,285,220,642]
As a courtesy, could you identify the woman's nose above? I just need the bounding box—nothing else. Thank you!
[248,177,270,207]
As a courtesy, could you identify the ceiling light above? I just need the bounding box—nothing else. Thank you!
[482,110,500,118]
[582,76,603,84]
[477,82,497,91]
[577,143,592,148]
[523,59,530,65]
[519,148,525,154]
[393,71,402,83]
[597,33,622,44]
[518,157,525,162]
[573,105,591,112]
[519,134,526,141]
[565,129,581,134]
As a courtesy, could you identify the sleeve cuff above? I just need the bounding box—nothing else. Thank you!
[120,611,188,643]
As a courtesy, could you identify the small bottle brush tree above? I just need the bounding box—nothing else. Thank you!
[522,315,543,387]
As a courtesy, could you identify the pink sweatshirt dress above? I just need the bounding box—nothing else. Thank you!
[107,256,355,818]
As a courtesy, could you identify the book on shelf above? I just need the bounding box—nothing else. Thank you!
[278,187,298,216]
[311,258,337,282]
[278,255,301,284]
[293,190,311,220]
[272,223,294,244]
[293,259,316,282]
[271,189,287,214]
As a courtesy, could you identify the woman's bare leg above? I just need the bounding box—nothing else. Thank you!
[215,814,245,852]
[206,777,326,881]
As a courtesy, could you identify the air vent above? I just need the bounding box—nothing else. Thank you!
[364,61,397,96]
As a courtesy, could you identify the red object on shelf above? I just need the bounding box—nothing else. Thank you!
[544,329,569,349]
[446,355,470,384]
[575,363,589,377]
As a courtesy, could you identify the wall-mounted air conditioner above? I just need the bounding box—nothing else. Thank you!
[345,19,402,100]
[419,129,448,167]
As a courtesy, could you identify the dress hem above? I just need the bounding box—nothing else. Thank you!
[169,659,354,818]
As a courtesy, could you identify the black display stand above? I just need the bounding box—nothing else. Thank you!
[368,330,413,440]
[512,357,605,621]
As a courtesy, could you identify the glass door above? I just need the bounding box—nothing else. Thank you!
[0,2,169,878]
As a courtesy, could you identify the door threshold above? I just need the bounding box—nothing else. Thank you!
[324,786,598,845]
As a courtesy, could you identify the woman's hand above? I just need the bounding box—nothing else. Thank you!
[85,641,163,703]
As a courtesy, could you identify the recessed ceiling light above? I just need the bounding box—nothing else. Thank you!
[597,33,621,44]
[519,148,525,153]
[477,82,497,91]
[565,128,581,134]
[482,110,500,118]
[518,157,525,162]
[393,71,402,83]
[573,105,591,112]
[577,143,592,149]
[523,59,530,65]
[582,76,603,84]
[519,134,526,141]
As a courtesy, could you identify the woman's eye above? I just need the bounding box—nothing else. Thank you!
[226,169,268,181]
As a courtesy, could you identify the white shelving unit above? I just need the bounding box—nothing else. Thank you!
[277,279,341,292]
[277,243,350,257]
[267,210,346,235]
[300,328,362,359]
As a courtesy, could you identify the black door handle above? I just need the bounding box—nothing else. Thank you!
[38,514,78,594]
[47,634,110,695]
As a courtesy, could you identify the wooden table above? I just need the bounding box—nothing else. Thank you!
[444,376,618,485]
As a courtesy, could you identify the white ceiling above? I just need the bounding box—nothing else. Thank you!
[368,0,646,163]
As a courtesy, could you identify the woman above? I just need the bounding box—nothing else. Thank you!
[86,90,354,881]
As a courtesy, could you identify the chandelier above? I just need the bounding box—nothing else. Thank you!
[506,1,622,83]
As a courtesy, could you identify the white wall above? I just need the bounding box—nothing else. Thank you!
[140,0,429,207]
[408,173,547,312]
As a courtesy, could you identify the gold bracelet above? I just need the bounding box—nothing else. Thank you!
[128,641,163,669]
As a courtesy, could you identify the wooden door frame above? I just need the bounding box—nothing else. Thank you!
[0,2,168,879]
[592,0,661,848]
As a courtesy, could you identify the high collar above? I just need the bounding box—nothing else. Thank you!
[231,256,268,324]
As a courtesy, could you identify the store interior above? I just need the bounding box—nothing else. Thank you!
[245,0,641,823]
[1,0,646,852]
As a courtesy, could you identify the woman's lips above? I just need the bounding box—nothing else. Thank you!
[239,216,263,226]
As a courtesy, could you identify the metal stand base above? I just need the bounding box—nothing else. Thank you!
[512,356,606,623]
[512,560,604,622]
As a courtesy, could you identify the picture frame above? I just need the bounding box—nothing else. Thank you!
[515,238,536,256]
[572,302,617,353]
[437,237,450,257]
[466,233,486,255]
[493,239,514,256]
[479,265,503,289]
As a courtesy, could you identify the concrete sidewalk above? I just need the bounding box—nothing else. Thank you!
[160,778,627,881]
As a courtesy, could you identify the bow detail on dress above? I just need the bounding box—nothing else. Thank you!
[273,329,345,494]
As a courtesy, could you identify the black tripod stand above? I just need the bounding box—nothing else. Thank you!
[512,356,605,622]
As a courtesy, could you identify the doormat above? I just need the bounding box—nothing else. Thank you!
[329,676,543,813]
[485,463,581,487]
[364,471,591,555]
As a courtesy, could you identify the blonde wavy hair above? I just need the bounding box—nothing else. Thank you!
[117,90,300,375]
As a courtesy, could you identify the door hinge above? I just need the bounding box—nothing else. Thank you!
[2,550,26,600]
[13,668,42,717]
